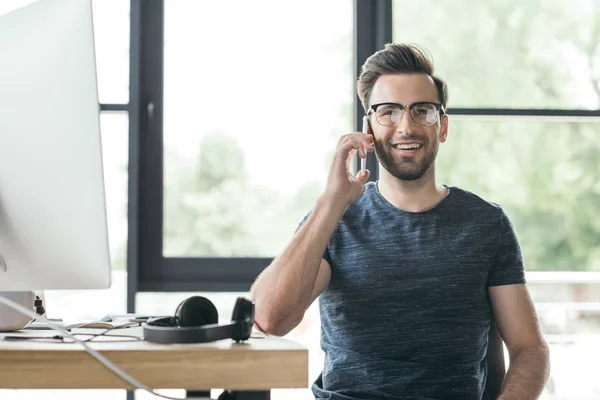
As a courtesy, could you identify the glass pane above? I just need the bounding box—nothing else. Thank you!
[0,0,130,104]
[99,112,130,274]
[523,276,600,398]
[439,119,600,398]
[92,0,130,103]
[0,112,128,399]
[392,0,600,109]
[438,120,600,272]
[43,112,128,320]
[163,0,353,257]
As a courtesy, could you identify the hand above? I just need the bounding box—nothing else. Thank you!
[323,133,374,208]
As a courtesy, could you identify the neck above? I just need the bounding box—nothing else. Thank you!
[377,165,448,212]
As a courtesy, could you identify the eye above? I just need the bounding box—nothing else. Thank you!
[378,107,395,115]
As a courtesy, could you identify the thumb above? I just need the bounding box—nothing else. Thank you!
[356,168,370,184]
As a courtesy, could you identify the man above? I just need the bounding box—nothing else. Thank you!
[250,43,550,400]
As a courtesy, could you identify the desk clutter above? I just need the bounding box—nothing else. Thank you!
[2,295,257,346]
[0,294,261,399]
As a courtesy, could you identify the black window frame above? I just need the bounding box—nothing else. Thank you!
[127,0,393,297]
[127,0,600,306]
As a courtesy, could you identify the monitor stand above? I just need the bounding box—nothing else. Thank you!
[0,290,35,332]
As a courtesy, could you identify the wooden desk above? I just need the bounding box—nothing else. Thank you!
[0,328,309,399]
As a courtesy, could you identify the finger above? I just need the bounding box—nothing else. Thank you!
[336,132,368,150]
[337,132,371,148]
[356,168,370,183]
[336,135,374,171]
[337,138,362,159]
[339,134,371,153]
[357,145,366,159]
[341,140,373,161]
[336,134,353,147]
[345,148,357,165]
[345,135,374,152]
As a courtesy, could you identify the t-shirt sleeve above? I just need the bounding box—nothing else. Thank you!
[295,211,332,265]
[487,209,526,286]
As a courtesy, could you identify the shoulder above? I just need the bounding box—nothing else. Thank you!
[444,186,517,234]
[446,185,506,216]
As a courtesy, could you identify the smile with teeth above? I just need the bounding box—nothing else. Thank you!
[395,143,423,150]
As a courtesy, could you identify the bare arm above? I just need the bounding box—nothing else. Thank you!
[489,284,550,400]
[250,133,373,336]
[250,197,340,336]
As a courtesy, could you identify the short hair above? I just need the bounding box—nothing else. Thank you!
[357,43,448,112]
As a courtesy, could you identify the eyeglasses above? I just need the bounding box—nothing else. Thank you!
[369,102,445,127]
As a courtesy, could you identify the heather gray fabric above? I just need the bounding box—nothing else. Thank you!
[304,182,526,400]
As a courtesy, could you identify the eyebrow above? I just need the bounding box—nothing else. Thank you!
[375,101,439,105]
[371,101,441,109]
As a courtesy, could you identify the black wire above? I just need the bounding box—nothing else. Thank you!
[79,322,143,342]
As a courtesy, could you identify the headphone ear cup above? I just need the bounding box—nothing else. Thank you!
[231,297,255,340]
[231,297,253,322]
[176,296,218,327]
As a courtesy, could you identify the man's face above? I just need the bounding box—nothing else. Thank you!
[368,73,448,181]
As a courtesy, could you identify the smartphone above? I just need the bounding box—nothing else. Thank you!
[361,116,368,175]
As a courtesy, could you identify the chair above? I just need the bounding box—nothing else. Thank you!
[485,317,506,399]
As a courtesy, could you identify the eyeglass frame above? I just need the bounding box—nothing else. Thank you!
[368,101,446,127]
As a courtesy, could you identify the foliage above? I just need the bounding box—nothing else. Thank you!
[149,0,600,272]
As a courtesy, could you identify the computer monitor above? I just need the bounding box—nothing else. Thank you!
[0,0,111,296]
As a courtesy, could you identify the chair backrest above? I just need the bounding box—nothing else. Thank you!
[485,317,506,399]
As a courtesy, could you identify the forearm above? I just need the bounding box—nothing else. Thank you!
[251,195,345,335]
[499,343,550,400]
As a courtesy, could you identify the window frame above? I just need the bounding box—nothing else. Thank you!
[129,0,392,294]
[128,0,600,297]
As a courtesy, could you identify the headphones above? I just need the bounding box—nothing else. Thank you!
[142,296,255,344]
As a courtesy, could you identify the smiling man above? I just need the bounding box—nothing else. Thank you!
[251,43,550,400]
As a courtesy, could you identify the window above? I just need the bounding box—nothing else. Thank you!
[92,0,130,104]
[137,0,354,292]
[435,120,599,277]
[162,0,353,258]
[393,0,600,397]
[44,113,129,322]
[393,0,599,109]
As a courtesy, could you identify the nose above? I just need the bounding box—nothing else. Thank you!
[396,107,415,135]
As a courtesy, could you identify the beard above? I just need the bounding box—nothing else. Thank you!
[374,136,439,181]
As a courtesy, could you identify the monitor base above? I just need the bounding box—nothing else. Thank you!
[0,291,35,332]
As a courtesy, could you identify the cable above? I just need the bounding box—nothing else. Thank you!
[1,333,141,343]
[81,329,142,343]
[0,294,210,400]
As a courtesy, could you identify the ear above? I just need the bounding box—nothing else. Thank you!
[439,114,449,143]
[366,116,375,142]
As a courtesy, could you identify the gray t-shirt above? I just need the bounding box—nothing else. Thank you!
[307,182,525,400]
